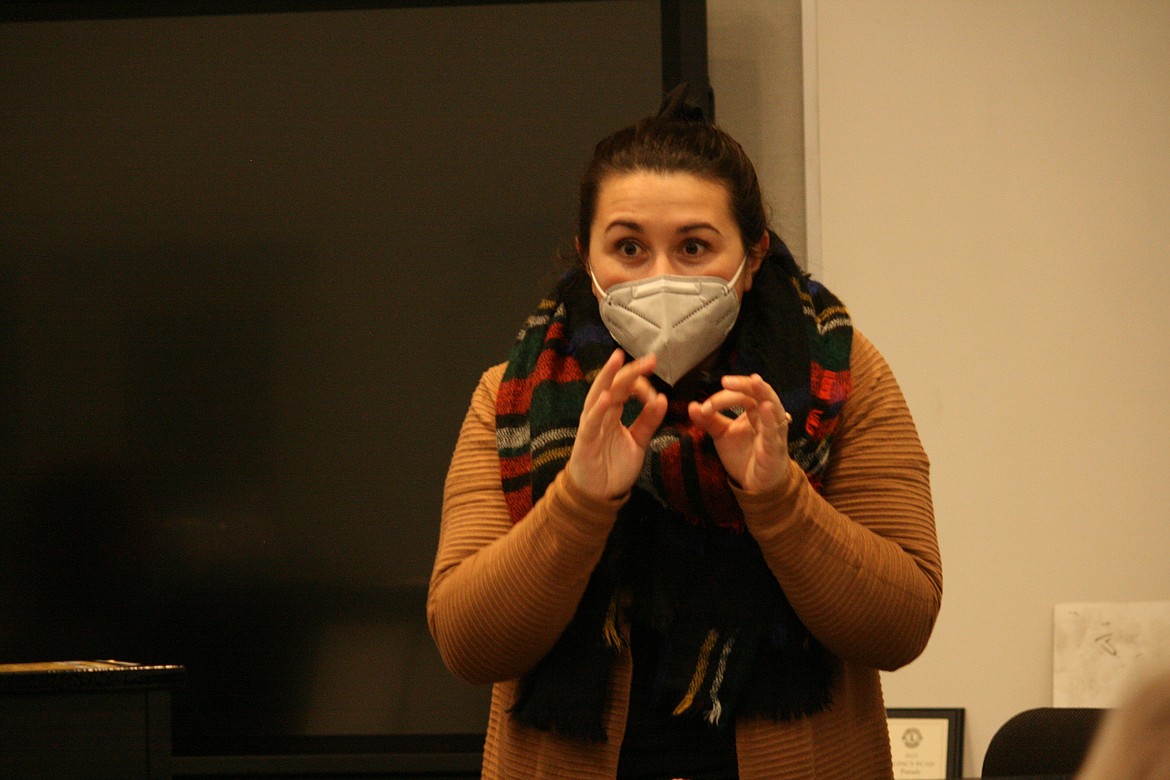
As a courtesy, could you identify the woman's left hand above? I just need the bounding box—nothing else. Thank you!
[687,373,793,493]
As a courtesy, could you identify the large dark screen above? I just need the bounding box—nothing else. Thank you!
[0,0,673,753]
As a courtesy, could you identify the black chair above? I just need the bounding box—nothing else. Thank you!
[982,707,1107,778]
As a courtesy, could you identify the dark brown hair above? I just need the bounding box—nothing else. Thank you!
[576,94,769,259]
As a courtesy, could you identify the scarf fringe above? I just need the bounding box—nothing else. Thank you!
[704,636,736,726]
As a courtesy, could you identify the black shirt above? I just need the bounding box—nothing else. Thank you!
[616,621,738,780]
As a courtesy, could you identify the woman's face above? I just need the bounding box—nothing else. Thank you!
[580,170,767,297]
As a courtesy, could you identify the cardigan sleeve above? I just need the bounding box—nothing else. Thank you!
[427,364,627,685]
[733,330,942,671]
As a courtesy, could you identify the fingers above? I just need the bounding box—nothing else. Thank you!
[690,373,791,439]
[570,352,666,501]
[627,390,667,447]
[606,357,665,447]
[720,373,780,409]
[582,348,625,414]
[580,350,660,437]
[705,374,790,425]
[688,398,733,436]
[610,353,658,408]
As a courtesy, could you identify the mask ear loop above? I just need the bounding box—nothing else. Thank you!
[726,254,749,293]
[587,264,610,301]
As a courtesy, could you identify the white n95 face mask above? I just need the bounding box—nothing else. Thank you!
[590,257,747,386]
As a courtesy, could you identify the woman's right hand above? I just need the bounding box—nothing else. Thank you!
[566,349,667,503]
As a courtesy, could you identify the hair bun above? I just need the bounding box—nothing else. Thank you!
[657,82,707,123]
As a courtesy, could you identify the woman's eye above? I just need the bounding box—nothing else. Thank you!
[617,241,640,257]
[681,240,705,256]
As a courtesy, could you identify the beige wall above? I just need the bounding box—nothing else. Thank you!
[711,0,1170,775]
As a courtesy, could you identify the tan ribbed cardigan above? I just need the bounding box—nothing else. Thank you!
[428,330,942,780]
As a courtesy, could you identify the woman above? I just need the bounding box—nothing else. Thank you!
[428,89,942,779]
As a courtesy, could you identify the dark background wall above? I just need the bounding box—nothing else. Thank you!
[0,1,665,752]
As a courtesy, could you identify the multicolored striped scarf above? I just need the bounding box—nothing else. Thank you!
[496,237,852,742]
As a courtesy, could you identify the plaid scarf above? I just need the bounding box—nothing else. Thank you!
[496,237,852,742]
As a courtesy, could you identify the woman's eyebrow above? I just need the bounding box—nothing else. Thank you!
[604,220,643,233]
[678,222,723,235]
[669,222,720,238]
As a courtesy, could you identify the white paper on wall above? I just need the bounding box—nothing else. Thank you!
[1053,602,1170,707]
